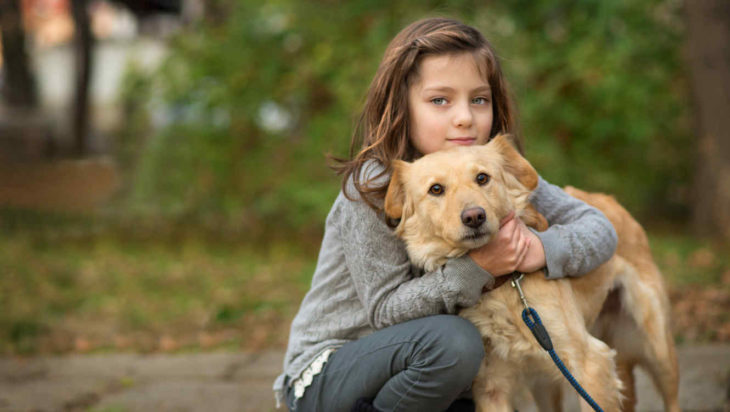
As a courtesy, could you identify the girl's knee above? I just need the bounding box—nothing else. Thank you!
[425,315,485,371]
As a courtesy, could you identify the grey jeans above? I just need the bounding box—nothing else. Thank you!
[284,314,484,412]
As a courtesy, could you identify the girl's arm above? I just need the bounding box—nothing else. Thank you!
[336,186,494,330]
[529,176,618,279]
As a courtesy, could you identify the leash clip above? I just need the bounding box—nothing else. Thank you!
[510,272,529,312]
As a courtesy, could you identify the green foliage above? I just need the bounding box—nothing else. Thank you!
[487,0,690,217]
[122,0,690,234]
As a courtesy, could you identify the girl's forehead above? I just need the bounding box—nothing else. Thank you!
[411,52,490,88]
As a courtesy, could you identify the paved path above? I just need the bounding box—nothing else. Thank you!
[1,345,728,411]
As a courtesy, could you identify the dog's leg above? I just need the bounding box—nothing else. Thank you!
[613,276,680,412]
[616,358,637,412]
[472,356,518,412]
[612,327,679,412]
[634,302,680,412]
[636,334,680,412]
[568,336,623,412]
[596,312,679,412]
[530,379,562,412]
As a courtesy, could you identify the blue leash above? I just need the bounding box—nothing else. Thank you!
[511,273,604,412]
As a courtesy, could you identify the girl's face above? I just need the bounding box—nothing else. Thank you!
[408,52,493,155]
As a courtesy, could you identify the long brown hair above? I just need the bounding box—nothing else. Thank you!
[332,17,520,210]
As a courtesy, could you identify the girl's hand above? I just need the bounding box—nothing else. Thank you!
[468,211,546,277]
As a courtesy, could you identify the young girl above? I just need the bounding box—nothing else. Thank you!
[273,17,617,412]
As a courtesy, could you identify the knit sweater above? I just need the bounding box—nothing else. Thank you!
[273,162,618,403]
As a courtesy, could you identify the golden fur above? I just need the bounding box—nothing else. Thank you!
[384,135,679,411]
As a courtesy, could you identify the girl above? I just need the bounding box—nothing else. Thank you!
[274,17,617,412]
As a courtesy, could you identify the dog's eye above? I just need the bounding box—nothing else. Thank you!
[428,184,444,196]
[476,173,490,185]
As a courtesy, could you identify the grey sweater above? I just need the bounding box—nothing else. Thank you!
[273,165,618,401]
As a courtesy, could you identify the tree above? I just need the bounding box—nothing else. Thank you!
[0,0,38,109]
[685,0,730,240]
[69,0,182,157]
[70,0,94,156]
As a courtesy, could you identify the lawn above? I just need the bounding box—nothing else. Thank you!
[649,231,730,343]
[1,210,728,355]
[0,212,317,355]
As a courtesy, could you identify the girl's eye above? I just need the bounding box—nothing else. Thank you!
[431,98,447,106]
[476,173,490,185]
[472,97,490,105]
[428,184,444,196]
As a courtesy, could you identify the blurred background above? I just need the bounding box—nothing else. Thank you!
[0,0,728,356]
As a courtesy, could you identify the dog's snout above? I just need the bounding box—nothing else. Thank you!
[461,207,486,229]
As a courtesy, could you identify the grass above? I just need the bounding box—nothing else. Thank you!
[649,231,730,286]
[648,228,730,343]
[0,211,317,355]
[1,209,729,355]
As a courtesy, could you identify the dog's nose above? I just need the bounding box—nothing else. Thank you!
[461,207,486,228]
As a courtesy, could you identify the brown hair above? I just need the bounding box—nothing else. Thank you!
[331,17,521,210]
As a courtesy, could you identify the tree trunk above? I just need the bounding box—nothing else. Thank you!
[70,0,94,157]
[685,0,730,240]
[0,0,38,108]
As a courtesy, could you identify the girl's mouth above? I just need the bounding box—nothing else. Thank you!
[447,137,476,145]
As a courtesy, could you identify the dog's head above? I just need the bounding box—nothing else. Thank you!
[384,134,541,270]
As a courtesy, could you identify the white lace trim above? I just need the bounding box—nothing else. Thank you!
[291,347,336,400]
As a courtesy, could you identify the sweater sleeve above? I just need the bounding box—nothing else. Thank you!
[337,169,494,330]
[530,176,618,279]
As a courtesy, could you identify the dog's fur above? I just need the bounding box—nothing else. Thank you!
[384,135,679,411]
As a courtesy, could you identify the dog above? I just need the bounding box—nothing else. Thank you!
[383,134,679,411]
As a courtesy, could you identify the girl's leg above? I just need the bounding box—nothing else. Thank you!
[286,314,484,412]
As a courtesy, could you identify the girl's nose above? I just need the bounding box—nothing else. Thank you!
[452,102,473,128]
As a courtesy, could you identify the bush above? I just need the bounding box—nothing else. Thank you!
[120,0,691,237]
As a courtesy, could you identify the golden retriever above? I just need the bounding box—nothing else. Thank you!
[384,134,679,412]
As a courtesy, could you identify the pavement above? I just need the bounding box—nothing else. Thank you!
[0,345,728,412]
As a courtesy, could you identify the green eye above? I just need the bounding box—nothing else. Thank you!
[429,184,444,196]
[476,173,490,185]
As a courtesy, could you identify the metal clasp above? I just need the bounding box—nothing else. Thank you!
[510,272,529,311]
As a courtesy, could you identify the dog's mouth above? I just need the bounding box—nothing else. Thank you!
[460,230,490,245]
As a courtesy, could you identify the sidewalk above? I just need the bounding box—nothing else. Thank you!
[1,345,728,411]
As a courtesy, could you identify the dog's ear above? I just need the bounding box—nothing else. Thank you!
[384,160,409,225]
[521,204,549,232]
[490,133,539,191]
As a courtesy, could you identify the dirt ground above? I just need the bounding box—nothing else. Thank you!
[0,157,120,212]
[1,346,729,412]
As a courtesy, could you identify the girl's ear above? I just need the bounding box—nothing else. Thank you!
[489,133,539,191]
[384,160,409,224]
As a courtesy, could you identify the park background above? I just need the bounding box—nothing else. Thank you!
[1,0,729,361]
